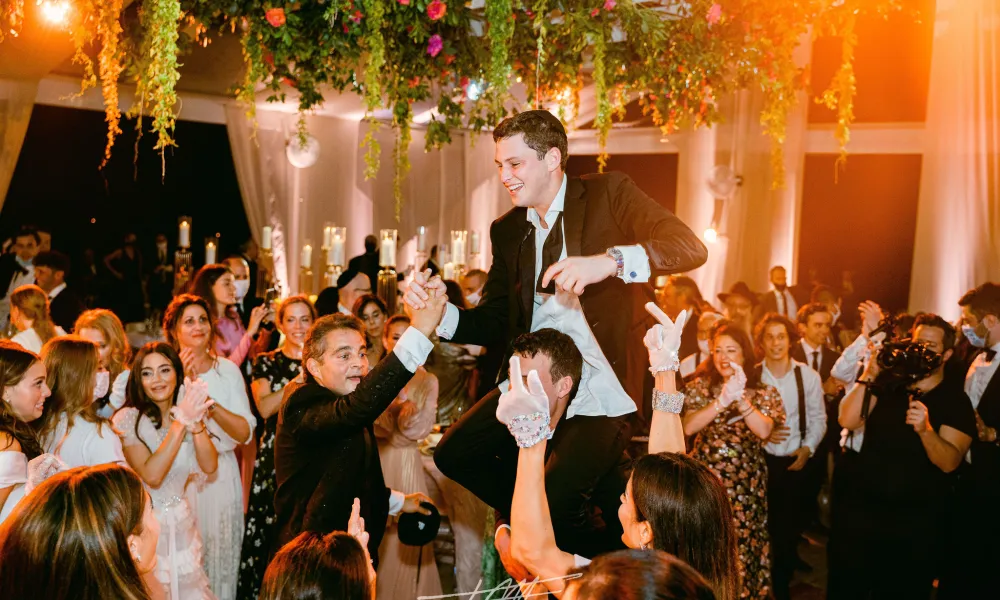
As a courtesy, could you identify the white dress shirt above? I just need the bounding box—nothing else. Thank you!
[47,282,67,301]
[438,175,647,418]
[762,360,826,456]
[965,341,1000,410]
[338,303,353,315]
[773,287,798,319]
[800,339,825,374]
[830,333,871,451]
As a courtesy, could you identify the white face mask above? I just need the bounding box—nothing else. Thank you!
[465,290,482,306]
[93,370,110,400]
[233,279,251,302]
[697,339,710,356]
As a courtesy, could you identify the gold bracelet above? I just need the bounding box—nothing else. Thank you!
[189,422,207,435]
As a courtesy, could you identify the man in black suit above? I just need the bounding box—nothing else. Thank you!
[940,283,1000,598]
[147,233,174,314]
[33,251,86,333]
[755,265,806,324]
[405,110,707,563]
[273,299,441,564]
[347,235,381,293]
[0,227,41,327]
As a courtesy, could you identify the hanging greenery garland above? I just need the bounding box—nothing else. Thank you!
[19,0,912,207]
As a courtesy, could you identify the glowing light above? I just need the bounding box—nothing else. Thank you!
[38,0,71,25]
[467,80,482,101]
[703,227,718,244]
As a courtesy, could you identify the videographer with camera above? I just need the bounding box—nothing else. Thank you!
[829,314,976,599]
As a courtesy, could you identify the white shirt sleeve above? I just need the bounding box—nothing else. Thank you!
[831,334,869,384]
[392,327,434,373]
[436,302,460,340]
[388,489,406,516]
[615,244,651,284]
[802,369,827,455]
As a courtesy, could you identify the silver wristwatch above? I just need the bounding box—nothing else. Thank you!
[606,247,624,278]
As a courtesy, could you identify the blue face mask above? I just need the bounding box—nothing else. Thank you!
[962,325,988,348]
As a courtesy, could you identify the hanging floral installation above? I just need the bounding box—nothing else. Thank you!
[4,0,909,207]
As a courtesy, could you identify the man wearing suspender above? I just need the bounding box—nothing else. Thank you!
[754,313,826,600]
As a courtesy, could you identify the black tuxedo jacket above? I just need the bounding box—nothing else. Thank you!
[448,172,708,405]
[273,353,414,564]
[49,287,87,333]
[0,254,27,299]
[970,361,1000,497]
[755,287,807,322]
[791,343,841,384]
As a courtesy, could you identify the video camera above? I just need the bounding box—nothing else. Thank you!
[870,315,942,391]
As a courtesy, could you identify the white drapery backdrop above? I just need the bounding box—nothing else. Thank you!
[908,0,1000,319]
[0,79,39,213]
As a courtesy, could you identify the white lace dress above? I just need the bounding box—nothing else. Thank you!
[0,450,27,524]
[196,358,257,600]
[114,408,215,600]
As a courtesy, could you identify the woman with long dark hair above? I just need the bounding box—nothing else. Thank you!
[682,320,785,599]
[164,294,256,600]
[114,342,217,599]
[0,341,50,522]
[352,294,389,366]
[36,336,125,468]
[0,464,160,600]
[191,264,267,368]
[502,305,739,600]
[237,295,315,599]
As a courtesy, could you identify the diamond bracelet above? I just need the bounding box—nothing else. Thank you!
[506,411,555,448]
[652,390,685,414]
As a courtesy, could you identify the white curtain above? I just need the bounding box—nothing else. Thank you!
[909,0,1000,319]
[0,79,39,210]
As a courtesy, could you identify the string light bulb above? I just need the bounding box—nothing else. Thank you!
[703,227,718,244]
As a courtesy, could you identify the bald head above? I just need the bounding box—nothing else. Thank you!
[224,256,250,279]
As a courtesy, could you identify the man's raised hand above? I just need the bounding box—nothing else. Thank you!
[404,268,447,310]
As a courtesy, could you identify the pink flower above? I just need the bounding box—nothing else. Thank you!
[265,8,286,27]
[590,7,599,16]
[707,3,722,25]
[427,34,443,57]
[427,0,446,21]
[398,0,410,4]
[603,0,616,11]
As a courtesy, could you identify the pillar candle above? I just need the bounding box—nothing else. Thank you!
[417,226,427,252]
[380,236,396,268]
[179,220,191,248]
[261,226,272,250]
[205,241,216,264]
[301,244,313,268]
[470,231,480,254]
[332,234,346,266]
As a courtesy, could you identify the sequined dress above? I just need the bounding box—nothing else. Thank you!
[683,377,786,600]
[114,408,215,600]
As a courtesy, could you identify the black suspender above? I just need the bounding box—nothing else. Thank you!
[794,365,806,442]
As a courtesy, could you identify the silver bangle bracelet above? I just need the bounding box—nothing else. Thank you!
[652,390,685,414]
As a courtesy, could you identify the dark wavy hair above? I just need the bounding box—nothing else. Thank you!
[510,327,584,400]
[123,342,184,453]
[493,109,569,170]
[191,263,236,320]
[631,454,738,600]
[0,341,44,458]
[0,464,152,600]
[753,313,800,358]
[163,293,218,357]
[691,319,763,389]
[569,549,717,600]
[260,531,372,600]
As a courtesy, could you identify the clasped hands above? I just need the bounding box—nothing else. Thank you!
[401,269,448,335]
[171,377,215,433]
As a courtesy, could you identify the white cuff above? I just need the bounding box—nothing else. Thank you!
[436,302,459,340]
[392,327,434,373]
[573,554,592,568]
[388,489,405,516]
[615,244,651,283]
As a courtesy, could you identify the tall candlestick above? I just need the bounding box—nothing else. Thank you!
[417,226,427,253]
[443,262,455,281]
[205,239,217,264]
[261,226,272,250]
[329,227,346,266]
[301,242,313,268]
[451,230,468,266]
[379,229,397,268]
[178,217,192,249]
[322,223,334,250]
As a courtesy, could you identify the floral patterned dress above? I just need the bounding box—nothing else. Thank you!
[683,377,786,600]
[235,349,301,600]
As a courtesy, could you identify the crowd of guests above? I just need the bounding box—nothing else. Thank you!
[0,215,996,600]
